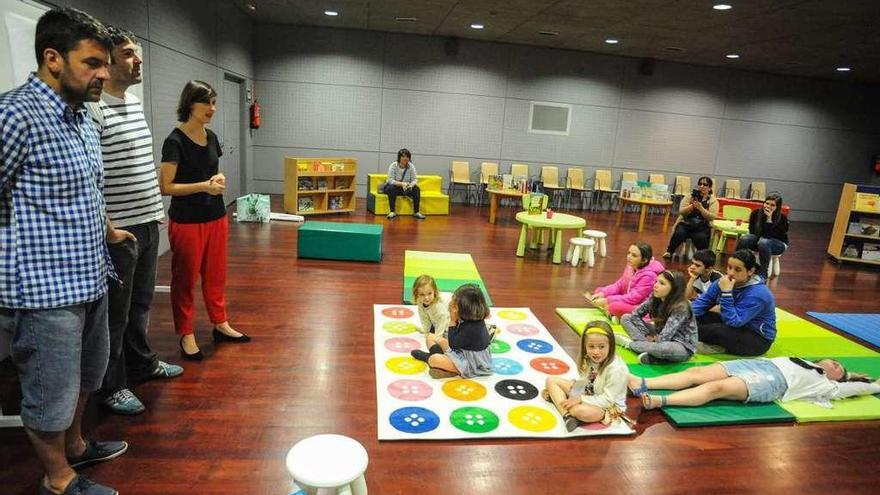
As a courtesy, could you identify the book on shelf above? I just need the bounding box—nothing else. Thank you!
[328,195,345,210]
[841,243,860,258]
[487,174,503,191]
[502,174,513,190]
[297,197,315,212]
[336,178,350,189]
[861,243,880,261]
[316,178,328,190]
[854,192,879,212]
[848,221,880,237]
[297,178,313,191]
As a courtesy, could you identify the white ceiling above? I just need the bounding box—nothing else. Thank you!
[234,0,880,84]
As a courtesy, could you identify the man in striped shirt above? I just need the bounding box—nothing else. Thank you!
[86,26,183,416]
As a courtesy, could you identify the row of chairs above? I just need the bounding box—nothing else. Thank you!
[447,161,769,210]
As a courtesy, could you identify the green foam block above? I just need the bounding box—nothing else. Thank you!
[403,251,492,305]
[297,221,382,262]
[662,399,796,427]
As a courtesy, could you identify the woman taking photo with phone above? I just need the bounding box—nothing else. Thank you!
[662,176,719,259]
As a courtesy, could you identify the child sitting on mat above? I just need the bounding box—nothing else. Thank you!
[619,270,698,364]
[542,321,629,432]
[685,249,722,301]
[631,357,880,410]
[585,242,665,319]
[410,284,494,379]
[412,275,450,339]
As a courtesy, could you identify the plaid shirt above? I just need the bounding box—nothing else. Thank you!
[0,73,110,309]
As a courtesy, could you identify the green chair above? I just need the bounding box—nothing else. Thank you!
[712,205,751,253]
[520,193,551,246]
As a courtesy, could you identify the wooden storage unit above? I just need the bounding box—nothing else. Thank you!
[827,182,880,266]
[284,157,357,215]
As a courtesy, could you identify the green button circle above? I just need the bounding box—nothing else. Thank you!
[383,321,418,334]
[490,339,511,354]
[449,406,500,434]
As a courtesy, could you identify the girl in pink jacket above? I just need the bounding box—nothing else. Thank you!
[586,242,665,318]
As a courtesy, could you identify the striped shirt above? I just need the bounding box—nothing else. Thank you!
[87,92,164,227]
[0,73,110,309]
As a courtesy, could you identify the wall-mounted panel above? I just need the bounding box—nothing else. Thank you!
[613,109,721,174]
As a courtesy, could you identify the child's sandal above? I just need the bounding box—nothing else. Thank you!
[641,394,667,410]
[540,388,553,403]
[428,367,458,379]
[629,376,649,397]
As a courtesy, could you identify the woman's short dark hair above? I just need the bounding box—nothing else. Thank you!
[176,80,217,122]
[35,7,112,66]
[452,284,490,321]
[397,148,412,163]
[633,242,653,268]
[697,176,713,195]
[730,249,759,272]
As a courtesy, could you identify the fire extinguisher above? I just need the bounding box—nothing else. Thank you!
[249,98,261,129]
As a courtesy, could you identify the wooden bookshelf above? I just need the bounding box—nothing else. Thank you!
[284,157,357,215]
[827,182,880,266]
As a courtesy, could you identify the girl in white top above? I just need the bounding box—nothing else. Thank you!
[412,275,450,339]
[543,321,629,432]
[632,357,880,409]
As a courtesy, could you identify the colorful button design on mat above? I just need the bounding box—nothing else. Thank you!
[505,323,540,336]
[492,357,524,376]
[490,339,511,354]
[516,339,553,354]
[384,337,422,353]
[497,310,527,321]
[387,379,433,401]
[494,379,539,401]
[382,321,418,335]
[530,357,570,375]
[382,307,415,319]
[385,356,428,375]
[508,405,557,432]
[389,407,440,434]
[449,407,500,434]
[442,379,488,401]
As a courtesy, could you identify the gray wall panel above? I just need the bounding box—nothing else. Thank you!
[506,46,624,107]
[254,25,383,86]
[53,0,149,38]
[383,35,508,97]
[218,1,254,78]
[613,110,721,174]
[148,0,217,64]
[501,99,617,166]
[380,89,505,157]
[254,81,381,150]
[621,62,727,118]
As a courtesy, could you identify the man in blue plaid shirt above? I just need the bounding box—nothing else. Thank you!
[0,8,133,495]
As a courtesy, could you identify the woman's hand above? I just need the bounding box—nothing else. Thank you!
[210,173,226,186]
[718,275,735,292]
[204,179,225,196]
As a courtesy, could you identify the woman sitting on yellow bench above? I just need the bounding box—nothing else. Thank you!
[383,148,426,220]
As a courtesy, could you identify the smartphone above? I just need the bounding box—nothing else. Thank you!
[691,188,701,200]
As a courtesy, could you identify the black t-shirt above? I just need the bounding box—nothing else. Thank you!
[447,319,491,352]
[161,127,226,223]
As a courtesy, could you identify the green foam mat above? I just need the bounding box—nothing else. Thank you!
[779,356,880,423]
[403,251,492,305]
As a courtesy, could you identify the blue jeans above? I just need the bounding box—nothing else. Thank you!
[1,296,109,432]
[736,234,786,278]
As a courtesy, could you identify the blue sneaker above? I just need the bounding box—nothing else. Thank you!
[67,440,128,469]
[150,360,184,379]
[39,474,118,495]
[101,389,145,416]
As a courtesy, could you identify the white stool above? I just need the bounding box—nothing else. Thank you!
[769,255,781,277]
[566,237,596,267]
[672,239,695,262]
[286,434,369,495]
[582,230,607,257]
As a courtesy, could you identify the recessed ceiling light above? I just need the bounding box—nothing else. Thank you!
[726,54,740,59]
[324,10,338,16]
[245,2,256,11]
[605,38,619,44]
[713,4,732,10]
[470,23,484,29]
[836,67,851,72]
[538,30,559,36]
[664,46,685,52]
[395,17,417,22]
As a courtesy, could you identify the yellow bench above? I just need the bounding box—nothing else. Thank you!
[366,174,450,215]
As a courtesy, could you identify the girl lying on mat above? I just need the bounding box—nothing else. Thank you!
[630,358,880,410]
[410,284,496,379]
[412,274,450,339]
[542,321,630,432]
[618,270,698,364]
[585,242,665,319]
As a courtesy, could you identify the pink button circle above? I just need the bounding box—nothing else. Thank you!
[382,307,415,319]
[506,323,540,336]
[387,379,434,401]
[384,337,422,353]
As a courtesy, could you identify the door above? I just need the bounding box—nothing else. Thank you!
[222,76,244,203]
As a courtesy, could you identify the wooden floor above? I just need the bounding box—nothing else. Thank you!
[2,197,879,494]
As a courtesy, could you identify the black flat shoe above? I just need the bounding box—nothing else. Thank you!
[179,337,203,361]
[212,328,251,343]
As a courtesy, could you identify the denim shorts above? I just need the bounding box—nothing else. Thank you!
[721,358,787,403]
[0,296,109,431]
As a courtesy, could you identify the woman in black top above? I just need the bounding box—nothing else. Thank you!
[159,80,250,360]
[662,176,720,259]
[735,193,790,279]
